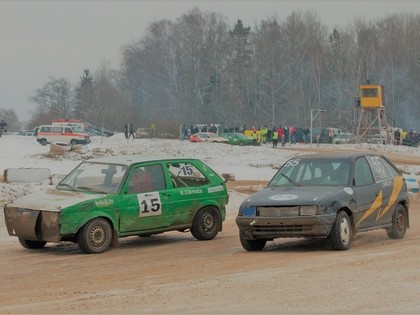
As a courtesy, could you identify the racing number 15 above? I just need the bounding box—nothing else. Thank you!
[137,192,162,217]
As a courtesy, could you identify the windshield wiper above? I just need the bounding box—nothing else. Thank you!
[56,183,76,191]
[279,173,300,186]
[76,186,106,193]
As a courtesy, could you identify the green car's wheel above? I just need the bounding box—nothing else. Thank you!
[191,207,221,240]
[18,238,47,249]
[78,218,112,254]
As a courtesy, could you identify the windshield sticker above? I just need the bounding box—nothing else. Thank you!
[95,198,114,207]
[180,188,203,196]
[344,188,353,195]
[137,192,162,217]
[269,194,298,201]
[208,185,224,193]
[284,159,301,167]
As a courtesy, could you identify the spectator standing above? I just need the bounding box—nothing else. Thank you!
[261,126,268,144]
[182,125,189,140]
[129,123,135,140]
[272,127,278,148]
[303,127,310,144]
[394,129,401,145]
[278,126,285,147]
[251,127,259,146]
[267,128,272,143]
[0,119,7,137]
[290,126,296,144]
[209,124,217,134]
[124,123,129,139]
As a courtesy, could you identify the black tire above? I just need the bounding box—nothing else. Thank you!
[386,204,407,239]
[329,211,352,250]
[191,207,221,240]
[18,238,47,249]
[239,231,266,251]
[70,139,77,145]
[40,139,47,146]
[78,218,112,254]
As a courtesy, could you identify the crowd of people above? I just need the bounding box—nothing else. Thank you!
[250,125,310,148]
[182,124,219,140]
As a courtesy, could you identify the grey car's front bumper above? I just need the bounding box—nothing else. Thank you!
[236,214,337,240]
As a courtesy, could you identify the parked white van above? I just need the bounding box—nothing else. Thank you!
[36,125,91,146]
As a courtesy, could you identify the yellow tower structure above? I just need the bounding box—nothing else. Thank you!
[355,84,390,143]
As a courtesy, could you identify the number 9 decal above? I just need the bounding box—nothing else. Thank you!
[137,191,162,217]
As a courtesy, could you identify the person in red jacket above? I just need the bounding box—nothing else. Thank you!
[277,126,285,147]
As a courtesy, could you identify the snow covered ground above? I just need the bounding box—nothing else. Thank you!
[1,133,420,243]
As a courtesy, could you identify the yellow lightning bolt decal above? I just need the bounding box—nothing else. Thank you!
[377,175,404,220]
[357,190,383,225]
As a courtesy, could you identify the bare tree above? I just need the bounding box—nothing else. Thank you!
[30,77,73,121]
[92,62,129,131]
[252,16,289,127]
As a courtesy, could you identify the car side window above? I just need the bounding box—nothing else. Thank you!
[366,155,399,182]
[128,164,165,194]
[353,157,374,186]
[167,162,209,187]
[145,164,166,191]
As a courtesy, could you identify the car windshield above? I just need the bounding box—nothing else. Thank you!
[57,162,127,194]
[268,157,351,187]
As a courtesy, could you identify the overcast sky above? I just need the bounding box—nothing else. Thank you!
[1,0,419,123]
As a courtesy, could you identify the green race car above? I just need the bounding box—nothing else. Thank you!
[221,133,252,146]
[4,156,229,254]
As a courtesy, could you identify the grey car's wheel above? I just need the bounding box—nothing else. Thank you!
[40,139,47,146]
[78,218,112,254]
[70,139,77,145]
[329,211,352,250]
[239,231,266,251]
[18,238,47,249]
[386,204,407,239]
[191,207,221,240]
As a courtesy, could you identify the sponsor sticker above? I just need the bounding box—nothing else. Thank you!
[180,188,203,196]
[269,194,298,201]
[344,187,353,195]
[208,185,224,193]
[95,198,114,207]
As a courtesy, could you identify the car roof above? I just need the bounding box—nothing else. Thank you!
[83,155,197,166]
[293,152,383,160]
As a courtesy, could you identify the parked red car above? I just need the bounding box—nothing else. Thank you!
[190,132,229,143]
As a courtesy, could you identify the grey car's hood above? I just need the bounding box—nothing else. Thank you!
[242,185,348,207]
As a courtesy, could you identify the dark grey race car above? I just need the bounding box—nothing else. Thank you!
[236,152,410,251]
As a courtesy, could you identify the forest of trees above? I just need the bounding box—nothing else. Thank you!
[22,8,420,133]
